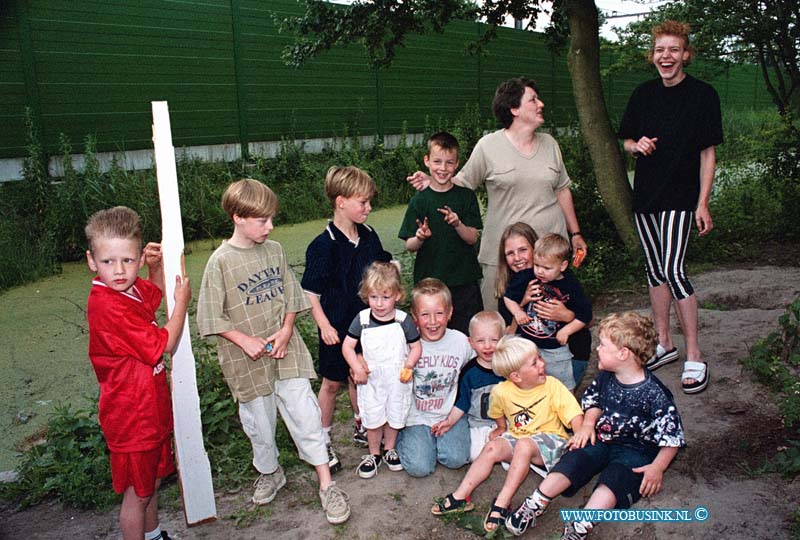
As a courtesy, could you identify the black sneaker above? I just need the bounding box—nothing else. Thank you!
[159,532,172,540]
[327,444,341,474]
[356,454,380,479]
[353,421,368,447]
[382,448,403,471]
[505,498,541,536]
[646,345,679,370]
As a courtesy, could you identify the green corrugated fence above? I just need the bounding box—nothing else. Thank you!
[0,0,774,163]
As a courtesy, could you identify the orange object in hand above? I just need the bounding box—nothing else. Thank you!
[572,248,586,268]
[399,367,414,383]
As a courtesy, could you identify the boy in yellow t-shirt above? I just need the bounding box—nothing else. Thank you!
[431,335,583,533]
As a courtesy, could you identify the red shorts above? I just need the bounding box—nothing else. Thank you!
[110,439,175,497]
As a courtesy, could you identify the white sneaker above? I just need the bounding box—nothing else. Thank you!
[320,481,350,524]
[252,466,286,505]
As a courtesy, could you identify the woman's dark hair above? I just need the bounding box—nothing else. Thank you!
[492,77,540,128]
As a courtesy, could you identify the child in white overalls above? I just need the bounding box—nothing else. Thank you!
[342,262,422,479]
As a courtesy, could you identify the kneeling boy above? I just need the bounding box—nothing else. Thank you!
[397,278,473,477]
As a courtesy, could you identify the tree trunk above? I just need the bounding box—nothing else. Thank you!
[564,0,638,251]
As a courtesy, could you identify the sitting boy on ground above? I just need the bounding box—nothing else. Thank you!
[505,311,685,539]
[431,336,583,534]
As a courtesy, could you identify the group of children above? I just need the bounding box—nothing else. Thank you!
[84,130,684,540]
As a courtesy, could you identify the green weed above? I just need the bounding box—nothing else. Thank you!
[740,299,800,480]
[791,507,800,540]
[0,400,118,510]
[701,301,733,311]
[741,298,800,427]
[771,436,800,479]
[226,502,273,528]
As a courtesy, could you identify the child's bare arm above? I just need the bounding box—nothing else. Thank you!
[405,217,431,252]
[399,340,422,382]
[143,242,166,295]
[568,407,600,449]
[488,416,506,441]
[306,292,340,346]
[555,319,587,345]
[430,407,465,437]
[342,336,369,384]
[503,296,531,326]
[404,340,422,370]
[163,275,191,354]
[633,446,680,497]
[437,206,478,245]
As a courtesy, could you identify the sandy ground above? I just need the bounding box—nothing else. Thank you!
[3,265,800,540]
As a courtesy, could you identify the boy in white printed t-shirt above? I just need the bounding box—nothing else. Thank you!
[396,278,473,477]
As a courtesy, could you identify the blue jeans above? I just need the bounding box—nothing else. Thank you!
[397,416,470,477]
[553,440,656,509]
[572,359,588,387]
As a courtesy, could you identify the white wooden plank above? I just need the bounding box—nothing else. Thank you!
[151,101,217,526]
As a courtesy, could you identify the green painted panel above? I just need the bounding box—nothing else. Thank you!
[0,0,775,162]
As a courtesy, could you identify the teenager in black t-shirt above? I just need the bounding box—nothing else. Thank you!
[618,20,723,396]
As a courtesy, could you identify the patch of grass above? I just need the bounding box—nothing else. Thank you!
[700,300,734,311]
[741,298,800,427]
[0,400,118,510]
[770,435,800,480]
[740,298,800,480]
[225,502,273,528]
[158,481,184,512]
[736,460,770,478]
[791,507,800,540]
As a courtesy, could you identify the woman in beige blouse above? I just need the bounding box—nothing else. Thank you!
[409,77,587,309]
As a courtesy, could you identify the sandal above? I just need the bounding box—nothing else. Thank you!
[431,493,474,515]
[681,361,709,394]
[483,500,510,532]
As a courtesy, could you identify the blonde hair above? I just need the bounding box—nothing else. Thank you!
[534,233,571,263]
[221,178,278,219]
[648,20,693,66]
[85,206,142,252]
[492,335,539,378]
[598,312,658,366]
[468,310,506,338]
[358,261,404,303]
[495,222,539,298]
[325,166,378,208]
[411,277,452,313]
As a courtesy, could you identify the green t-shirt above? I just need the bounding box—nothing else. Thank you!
[399,185,483,286]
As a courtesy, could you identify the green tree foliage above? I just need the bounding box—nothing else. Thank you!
[280,0,638,251]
